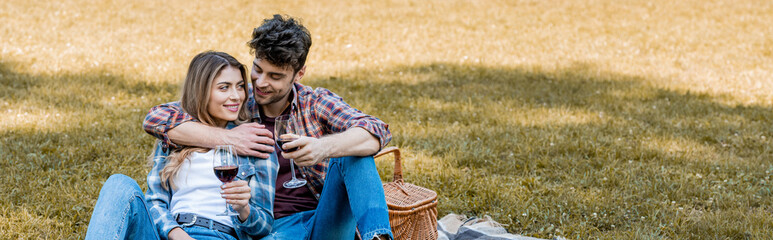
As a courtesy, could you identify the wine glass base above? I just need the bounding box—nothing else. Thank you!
[283,179,307,189]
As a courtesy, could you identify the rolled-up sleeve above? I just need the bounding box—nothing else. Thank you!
[142,102,196,150]
[312,88,392,149]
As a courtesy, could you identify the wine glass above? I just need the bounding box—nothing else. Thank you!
[212,145,240,216]
[274,115,307,189]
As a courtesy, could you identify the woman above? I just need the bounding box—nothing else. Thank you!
[85,51,277,240]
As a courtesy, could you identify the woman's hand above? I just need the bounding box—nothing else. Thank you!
[168,227,195,240]
[221,180,251,221]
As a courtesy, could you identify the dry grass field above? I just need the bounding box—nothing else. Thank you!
[2,0,773,239]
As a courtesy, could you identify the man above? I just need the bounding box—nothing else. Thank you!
[143,15,393,240]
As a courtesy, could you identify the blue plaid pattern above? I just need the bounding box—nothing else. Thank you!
[144,139,278,240]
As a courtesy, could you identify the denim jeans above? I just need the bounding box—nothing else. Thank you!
[84,174,237,240]
[262,156,393,240]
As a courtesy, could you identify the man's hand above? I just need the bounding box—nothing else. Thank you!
[221,180,251,222]
[282,136,331,167]
[168,122,275,159]
[224,123,275,158]
[281,128,380,166]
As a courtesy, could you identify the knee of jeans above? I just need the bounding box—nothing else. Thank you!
[332,156,375,168]
[101,174,142,196]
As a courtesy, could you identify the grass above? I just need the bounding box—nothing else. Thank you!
[2,0,773,239]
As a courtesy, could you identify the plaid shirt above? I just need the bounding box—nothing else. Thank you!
[145,136,278,240]
[143,82,391,199]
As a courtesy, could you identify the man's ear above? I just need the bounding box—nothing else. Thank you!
[294,66,306,83]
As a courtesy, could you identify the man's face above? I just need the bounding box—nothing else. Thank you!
[250,58,303,108]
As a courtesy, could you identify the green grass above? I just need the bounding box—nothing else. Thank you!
[2,0,773,239]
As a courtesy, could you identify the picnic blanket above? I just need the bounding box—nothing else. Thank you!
[437,214,562,240]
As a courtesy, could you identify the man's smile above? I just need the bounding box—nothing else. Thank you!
[255,88,270,96]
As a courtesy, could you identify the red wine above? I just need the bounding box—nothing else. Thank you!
[277,134,299,153]
[214,166,238,183]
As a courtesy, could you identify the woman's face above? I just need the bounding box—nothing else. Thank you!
[207,66,245,127]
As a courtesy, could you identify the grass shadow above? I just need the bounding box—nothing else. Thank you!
[0,61,179,238]
[3,59,773,238]
[307,62,773,238]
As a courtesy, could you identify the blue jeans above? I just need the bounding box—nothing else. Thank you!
[262,156,393,240]
[84,174,237,240]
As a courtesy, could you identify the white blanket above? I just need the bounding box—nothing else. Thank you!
[437,214,561,240]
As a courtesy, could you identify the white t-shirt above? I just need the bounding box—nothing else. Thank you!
[169,150,233,227]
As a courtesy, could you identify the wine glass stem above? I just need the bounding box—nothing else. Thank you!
[289,159,297,179]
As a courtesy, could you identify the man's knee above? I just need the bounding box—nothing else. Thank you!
[331,156,375,166]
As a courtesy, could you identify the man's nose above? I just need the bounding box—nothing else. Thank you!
[253,73,269,87]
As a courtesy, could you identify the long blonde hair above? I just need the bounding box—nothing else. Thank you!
[160,51,249,190]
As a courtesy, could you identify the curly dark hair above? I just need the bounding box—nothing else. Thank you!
[248,14,312,73]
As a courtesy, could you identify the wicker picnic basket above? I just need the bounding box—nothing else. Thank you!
[375,147,438,240]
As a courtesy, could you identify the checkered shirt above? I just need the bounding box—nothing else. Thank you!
[143,82,391,199]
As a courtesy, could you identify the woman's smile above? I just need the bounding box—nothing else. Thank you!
[224,103,240,112]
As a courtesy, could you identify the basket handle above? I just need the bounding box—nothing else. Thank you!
[374,146,402,182]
